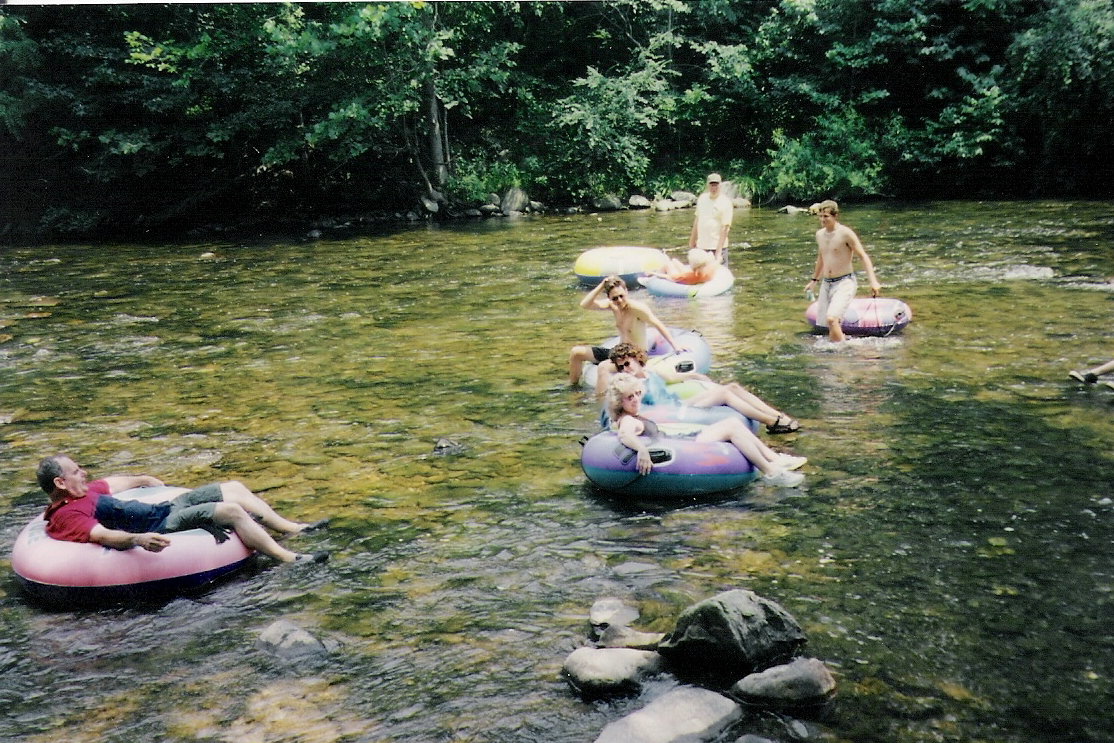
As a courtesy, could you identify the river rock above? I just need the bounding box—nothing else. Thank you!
[479,203,502,216]
[598,624,666,650]
[256,620,331,661]
[670,190,697,206]
[657,589,806,678]
[729,657,836,708]
[593,686,742,743]
[590,596,640,637]
[629,194,652,208]
[653,198,681,211]
[500,186,529,215]
[563,647,665,696]
[592,194,624,211]
[431,437,464,456]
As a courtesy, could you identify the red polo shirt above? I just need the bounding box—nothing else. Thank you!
[43,479,111,542]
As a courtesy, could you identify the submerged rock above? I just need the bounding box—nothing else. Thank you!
[598,624,665,651]
[563,647,664,697]
[432,438,465,456]
[729,657,836,708]
[593,686,741,743]
[589,596,640,638]
[256,620,331,662]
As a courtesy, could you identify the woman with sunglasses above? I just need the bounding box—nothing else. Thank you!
[606,373,805,486]
[601,343,801,434]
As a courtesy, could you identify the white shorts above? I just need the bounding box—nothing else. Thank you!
[817,273,857,323]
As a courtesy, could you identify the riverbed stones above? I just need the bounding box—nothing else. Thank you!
[563,647,665,696]
[589,596,640,638]
[598,624,665,650]
[657,589,806,677]
[592,686,742,743]
[256,620,331,662]
[500,186,529,215]
[591,194,624,211]
[431,437,465,456]
[670,190,697,206]
[729,657,836,708]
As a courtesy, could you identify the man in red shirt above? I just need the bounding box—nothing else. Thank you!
[38,455,327,564]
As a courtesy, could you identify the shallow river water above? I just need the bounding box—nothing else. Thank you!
[0,200,1111,743]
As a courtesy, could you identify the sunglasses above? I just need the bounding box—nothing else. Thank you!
[615,359,635,371]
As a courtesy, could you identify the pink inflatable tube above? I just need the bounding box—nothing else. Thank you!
[11,486,253,606]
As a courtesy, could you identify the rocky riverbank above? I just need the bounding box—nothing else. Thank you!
[564,589,837,743]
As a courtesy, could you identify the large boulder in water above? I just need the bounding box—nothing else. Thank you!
[500,187,529,215]
[657,589,806,678]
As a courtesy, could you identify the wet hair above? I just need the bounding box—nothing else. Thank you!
[602,276,627,297]
[606,373,645,422]
[817,199,839,216]
[608,342,647,366]
[36,455,65,494]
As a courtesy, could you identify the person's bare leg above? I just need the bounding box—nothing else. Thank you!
[212,502,301,562]
[687,386,777,427]
[594,360,616,396]
[569,346,595,385]
[827,316,846,342]
[696,419,780,475]
[219,481,306,535]
[720,382,784,420]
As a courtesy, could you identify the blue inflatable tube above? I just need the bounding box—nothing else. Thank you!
[639,266,735,298]
[580,426,760,497]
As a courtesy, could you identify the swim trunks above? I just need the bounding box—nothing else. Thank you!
[816,272,857,324]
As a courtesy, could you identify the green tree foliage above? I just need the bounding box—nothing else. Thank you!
[1,0,1111,237]
[1008,0,1114,192]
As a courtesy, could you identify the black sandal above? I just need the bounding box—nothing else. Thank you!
[767,415,800,434]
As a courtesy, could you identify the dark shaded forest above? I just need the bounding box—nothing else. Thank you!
[1,0,1111,238]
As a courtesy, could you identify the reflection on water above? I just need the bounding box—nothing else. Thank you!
[0,201,1112,743]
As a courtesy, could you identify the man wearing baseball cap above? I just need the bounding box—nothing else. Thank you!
[689,173,733,264]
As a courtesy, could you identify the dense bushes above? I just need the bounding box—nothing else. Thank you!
[1,0,1111,237]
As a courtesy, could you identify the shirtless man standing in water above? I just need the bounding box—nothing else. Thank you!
[803,200,882,342]
[568,276,684,386]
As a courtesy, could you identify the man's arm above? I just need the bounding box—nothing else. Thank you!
[89,524,171,552]
[848,229,882,297]
[102,474,165,494]
[716,204,732,263]
[805,236,826,292]
[579,277,614,311]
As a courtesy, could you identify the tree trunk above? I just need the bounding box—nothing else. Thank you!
[425,78,448,190]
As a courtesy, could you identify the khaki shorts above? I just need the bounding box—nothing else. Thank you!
[159,483,224,533]
[817,273,857,323]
